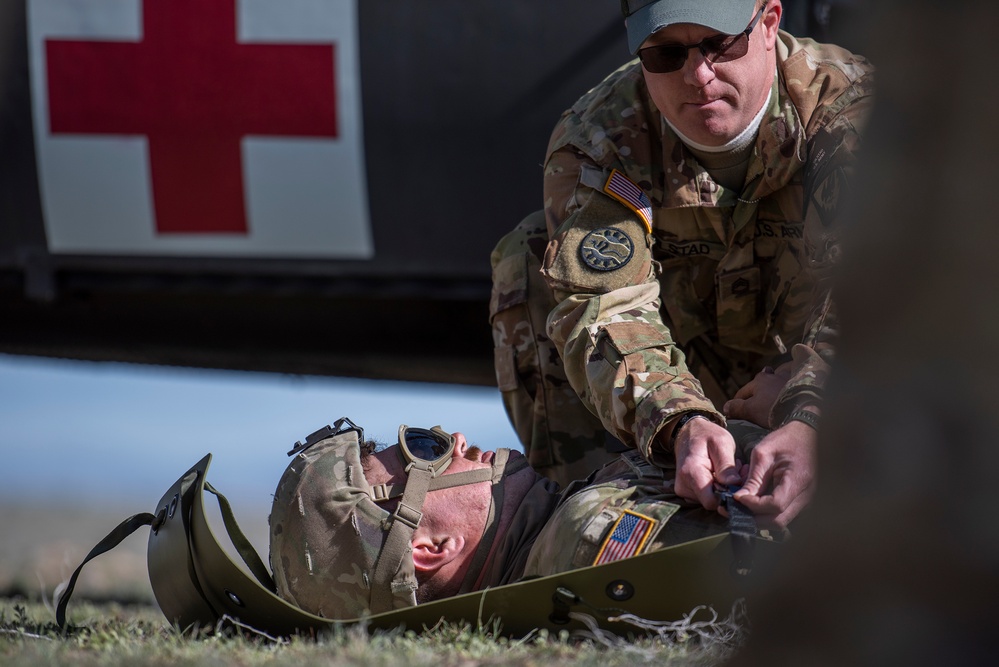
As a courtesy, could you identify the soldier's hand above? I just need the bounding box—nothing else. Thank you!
[673,418,741,512]
[734,419,817,527]
[723,363,791,428]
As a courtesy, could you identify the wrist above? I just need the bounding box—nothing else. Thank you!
[668,411,712,450]
[770,393,823,430]
[781,407,821,431]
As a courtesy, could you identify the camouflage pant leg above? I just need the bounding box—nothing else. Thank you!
[489,210,629,488]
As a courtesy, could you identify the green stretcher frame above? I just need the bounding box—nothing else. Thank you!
[58,453,781,638]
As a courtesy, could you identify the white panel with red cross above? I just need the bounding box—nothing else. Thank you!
[27,0,373,258]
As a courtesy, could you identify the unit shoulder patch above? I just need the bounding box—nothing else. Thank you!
[580,227,634,272]
[542,185,652,293]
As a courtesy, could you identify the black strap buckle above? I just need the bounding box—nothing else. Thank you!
[287,416,364,456]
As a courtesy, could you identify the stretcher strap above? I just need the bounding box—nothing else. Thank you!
[204,481,275,593]
[55,512,156,629]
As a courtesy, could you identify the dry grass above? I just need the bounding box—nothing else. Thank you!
[1,597,738,667]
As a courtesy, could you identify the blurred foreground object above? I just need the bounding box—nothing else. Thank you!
[734,0,999,663]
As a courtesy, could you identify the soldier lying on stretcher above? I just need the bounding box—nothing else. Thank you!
[268,414,777,620]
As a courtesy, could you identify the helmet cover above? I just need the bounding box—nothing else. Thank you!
[269,428,418,619]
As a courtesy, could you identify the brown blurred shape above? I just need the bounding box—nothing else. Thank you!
[734,1,999,664]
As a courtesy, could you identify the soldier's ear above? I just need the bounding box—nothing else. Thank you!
[763,1,782,47]
[412,534,463,573]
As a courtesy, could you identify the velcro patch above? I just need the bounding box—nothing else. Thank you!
[542,193,652,294]
[593,510,656,565]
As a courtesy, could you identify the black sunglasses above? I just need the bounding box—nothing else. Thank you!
[638,7,765,74]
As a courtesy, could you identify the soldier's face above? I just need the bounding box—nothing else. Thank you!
[365,434,536,595]
[639,2,781,147]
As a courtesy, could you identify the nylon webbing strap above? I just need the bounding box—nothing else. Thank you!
[204,481,276,593]
[369,466,433,613]
[56,512,156,629]
[719,486,757,576]
[369,467,495,502]
[427,467,493,490]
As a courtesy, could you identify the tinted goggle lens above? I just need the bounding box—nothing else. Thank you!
[402,428,453,462]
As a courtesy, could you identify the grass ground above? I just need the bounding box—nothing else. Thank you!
[1,500,744,665]
[1,597,739,666]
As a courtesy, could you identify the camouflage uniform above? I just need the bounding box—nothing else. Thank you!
[520,419,770,578]
[490,32,873,486]
[268,420,771,620]
[522,452,723,577]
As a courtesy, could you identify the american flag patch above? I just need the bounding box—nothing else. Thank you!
[593,510,655,566]
[603,169,653,233]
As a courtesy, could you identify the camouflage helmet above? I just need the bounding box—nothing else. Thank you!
[269,417,528,619]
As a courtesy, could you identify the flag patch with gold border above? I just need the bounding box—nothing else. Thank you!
[593,510,655,565]
[603,169,653,233]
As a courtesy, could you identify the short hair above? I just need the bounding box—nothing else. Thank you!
[360,438,377,457]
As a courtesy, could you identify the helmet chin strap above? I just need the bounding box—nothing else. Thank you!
[368,448,530,606]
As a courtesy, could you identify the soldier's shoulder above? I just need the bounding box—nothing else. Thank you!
[780,30,874,85]
[548,60,659,162]
[568,59,647,115]
[779,31,874,123]
[778,31,875,147]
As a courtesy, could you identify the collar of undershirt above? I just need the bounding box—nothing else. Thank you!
[663,68,776,157]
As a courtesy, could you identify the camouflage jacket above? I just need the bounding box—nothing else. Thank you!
[540,32,874,460]
[521,450,727,577]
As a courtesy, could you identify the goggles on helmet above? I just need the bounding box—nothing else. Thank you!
[272,417,531,617]
[398,425,455,475]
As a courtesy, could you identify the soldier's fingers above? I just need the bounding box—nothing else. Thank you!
[735,454,773,499]
[707,436,740,486]
[723,397,745,418]
[675,461,719,511]
[772,361,794,378]
[741,484,810,527]
[732,381,756,401]
[693,469,720,510]
[770,492,811,528]
[766,470,814,521]
[730,490,780,515]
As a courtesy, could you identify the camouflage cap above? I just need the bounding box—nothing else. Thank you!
[269,426,418,619]
[621,0,759,53]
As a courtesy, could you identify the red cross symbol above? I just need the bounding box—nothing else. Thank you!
[45,0,338,234]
